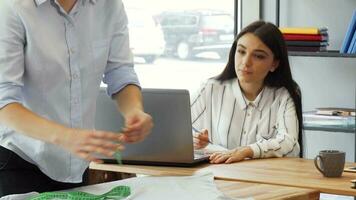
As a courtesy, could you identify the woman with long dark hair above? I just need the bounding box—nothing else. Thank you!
[191,20,302,164]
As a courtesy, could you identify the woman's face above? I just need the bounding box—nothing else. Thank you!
[235,33,279,85]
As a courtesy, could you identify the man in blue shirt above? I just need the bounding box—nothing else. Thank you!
[0,0,153,196]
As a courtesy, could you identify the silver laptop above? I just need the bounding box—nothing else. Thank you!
[95,88,209,166]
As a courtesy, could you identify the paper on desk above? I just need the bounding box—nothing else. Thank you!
[0,173,255,200]
[77,173,232,200]
[195,144,228,156]
[0,192,38,200]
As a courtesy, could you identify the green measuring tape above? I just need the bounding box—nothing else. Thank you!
[29,151,128,200]
[114,151,122,165]
[29,185,130,200]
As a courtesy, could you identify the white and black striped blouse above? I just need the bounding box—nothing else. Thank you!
[191,78,300,158]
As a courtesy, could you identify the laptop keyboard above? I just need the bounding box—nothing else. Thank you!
[194,150,209,159]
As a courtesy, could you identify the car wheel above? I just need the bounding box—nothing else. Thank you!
[143,55,157,64]
[176,41,191,60]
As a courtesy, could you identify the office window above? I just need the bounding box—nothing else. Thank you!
[122,0,235,93]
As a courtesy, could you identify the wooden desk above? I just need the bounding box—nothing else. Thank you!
[215,180,319,200]
[90,163,319,200]
[90,158,356,196]
[200,158,356,196]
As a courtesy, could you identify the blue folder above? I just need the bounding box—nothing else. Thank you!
[340,10,356,53]
[347,30,356,54]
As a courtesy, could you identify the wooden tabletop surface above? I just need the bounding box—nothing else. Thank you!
[90,158,356,196]
[90,162,319,200]
[215,180,319,200]
[200,158,356,196]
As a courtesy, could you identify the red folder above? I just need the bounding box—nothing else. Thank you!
[283,34,327,41]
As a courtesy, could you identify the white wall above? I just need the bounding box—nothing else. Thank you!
[258,0,356,161]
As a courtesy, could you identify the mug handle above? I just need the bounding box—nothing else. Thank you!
[314,155,325,176]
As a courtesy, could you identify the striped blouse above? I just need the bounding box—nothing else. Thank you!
[191,78,300,158]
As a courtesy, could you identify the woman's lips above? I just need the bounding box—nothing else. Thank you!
[238,68,253,75]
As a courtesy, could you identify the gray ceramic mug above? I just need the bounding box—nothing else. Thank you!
[314,150,345,177]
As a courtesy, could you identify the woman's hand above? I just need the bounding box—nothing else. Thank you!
[193,129,210,149]
[57,128,124,163]
[121,109,153,143]
[209,146,253,164]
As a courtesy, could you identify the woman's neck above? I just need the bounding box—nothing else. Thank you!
[239,81,264,101]
[57,0,77,13]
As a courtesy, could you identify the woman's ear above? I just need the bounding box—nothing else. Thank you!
[270,59,280,72]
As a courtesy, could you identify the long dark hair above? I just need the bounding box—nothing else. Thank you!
[217,20,303,157]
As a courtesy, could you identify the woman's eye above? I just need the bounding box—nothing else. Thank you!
[255,54,266,59]
[237,49,245,54]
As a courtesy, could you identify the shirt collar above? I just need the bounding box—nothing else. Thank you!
[34,0,97,7]
[231,78,265,112]
[34,0,47,6]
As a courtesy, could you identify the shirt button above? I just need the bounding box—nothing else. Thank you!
[73,99,79,104]
[243,130,246,134]
[73,74,79,79]
[70,48,75,54]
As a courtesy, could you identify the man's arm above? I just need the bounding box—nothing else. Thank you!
[113,84,153,143]
[0,103,67,144]
[113,84,143,117]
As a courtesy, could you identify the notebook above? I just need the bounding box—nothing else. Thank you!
[95,88,209,166]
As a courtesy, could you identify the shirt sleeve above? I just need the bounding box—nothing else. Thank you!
[0,1,26,109]
[102,0,140,97]
[191,81,210,131]
[249,90,300,158]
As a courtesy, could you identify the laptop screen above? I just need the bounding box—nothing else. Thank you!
[95,88,208,165]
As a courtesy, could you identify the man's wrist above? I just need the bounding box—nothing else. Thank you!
[50,126,71,146]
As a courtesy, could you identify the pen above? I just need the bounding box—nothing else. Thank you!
[192,126,201,133]
[192,127,212,144]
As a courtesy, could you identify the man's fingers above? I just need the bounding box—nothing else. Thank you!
[77,151,103,163]
[80,145,115,157]
[84,138,121,150]
[91,130,122,141]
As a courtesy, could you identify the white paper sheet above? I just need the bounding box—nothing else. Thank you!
[1,173,236,200]
[77,172,232,200]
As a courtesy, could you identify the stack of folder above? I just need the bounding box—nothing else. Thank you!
[279,27,329,52]
[340,10,356,54]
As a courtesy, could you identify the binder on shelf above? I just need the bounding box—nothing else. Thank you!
[279,27,327,35]
[286,40,328,47]
[347,30,356,54]
[352,36,356,53]
[283,34,328,41]
[340,10,356,53]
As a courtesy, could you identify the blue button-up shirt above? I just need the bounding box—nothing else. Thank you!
[0,0,140,182]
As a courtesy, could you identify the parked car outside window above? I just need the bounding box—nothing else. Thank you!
[126,9,165,63]
[157,10,234,60]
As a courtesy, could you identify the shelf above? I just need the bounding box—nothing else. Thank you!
[304,126,355,133]
[288,50,356,58]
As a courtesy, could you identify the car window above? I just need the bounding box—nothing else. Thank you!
[161,16,179,26]
[118,0,235,93]
[201,15,234,29]
[161,15,197,26]
[183,15,198,25]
